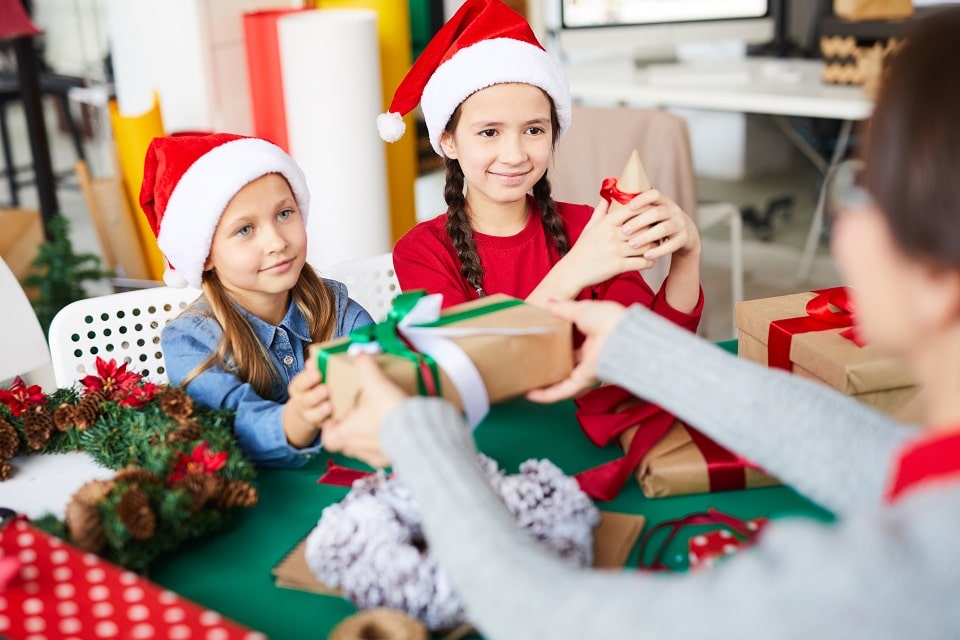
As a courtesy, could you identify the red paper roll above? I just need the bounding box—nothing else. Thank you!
[243,8,312,153]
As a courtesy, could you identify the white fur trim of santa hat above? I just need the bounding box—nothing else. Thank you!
[421,37,571,157]
[155,138,309,290]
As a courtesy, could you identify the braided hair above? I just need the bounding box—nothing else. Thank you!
[443,93,569,297]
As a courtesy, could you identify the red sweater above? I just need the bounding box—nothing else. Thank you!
[393,199,702,333]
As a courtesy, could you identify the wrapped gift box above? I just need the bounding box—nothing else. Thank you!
[311,293,573,421]
[734,289,917,416]
[0,516,263,639]
[621,420,780,499]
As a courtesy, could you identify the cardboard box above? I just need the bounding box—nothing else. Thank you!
[0,207,43,283]
[622,421,780,498]
[735,290,917,416]
[311,293,574,420]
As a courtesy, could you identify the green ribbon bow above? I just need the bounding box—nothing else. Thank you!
[316,290,525,398]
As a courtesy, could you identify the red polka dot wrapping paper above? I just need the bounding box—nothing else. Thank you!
[687,517,768,570]
[0,517,267,640]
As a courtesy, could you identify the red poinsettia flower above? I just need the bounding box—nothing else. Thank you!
[81,357,143,402]
[167,442,228,484]
[0,376,47,417]
[118,381,163,409]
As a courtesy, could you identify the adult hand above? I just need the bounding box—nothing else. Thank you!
[526,299,627,404]
[321,354,410,469]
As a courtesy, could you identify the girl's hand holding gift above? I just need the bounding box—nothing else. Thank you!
[283,367,334,448]
[621,188,701,263]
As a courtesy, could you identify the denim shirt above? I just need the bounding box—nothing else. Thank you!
[161,279,373,468]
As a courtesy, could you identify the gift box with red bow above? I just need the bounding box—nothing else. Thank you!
[735,288,918,418]
[0,516,263,640]
[310,291,573,428]
[573,386,779,501]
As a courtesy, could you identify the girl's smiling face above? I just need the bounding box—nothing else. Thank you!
[205,173,307,320]
[440,83,554,212]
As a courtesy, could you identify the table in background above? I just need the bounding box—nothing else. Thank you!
[149,343,832,639]
[562,56,874,282]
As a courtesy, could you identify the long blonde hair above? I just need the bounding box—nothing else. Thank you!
[182,266,337,398]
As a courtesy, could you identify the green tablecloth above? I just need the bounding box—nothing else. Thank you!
[149,342,832,639]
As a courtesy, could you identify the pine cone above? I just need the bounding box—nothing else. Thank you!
[0,460,12,481]
[0,418,20,459]
[159,387,193,420]
[113,467,159,486]
[23,405,54,450]
[165,419,202,445]
[65,479,114,553]
[175,474,224,511]
[215,480,259,509]
[73,392,104,430]
[53,403,77,431]
[117,485,156,540]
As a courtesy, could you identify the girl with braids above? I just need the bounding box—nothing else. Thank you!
[140,133,373,467]
[382,0,702,330]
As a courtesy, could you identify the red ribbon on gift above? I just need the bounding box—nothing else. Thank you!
[687,426,765,493]
[574,385,674,501]
[574,386,767,500]
[767,287,866,371]
[600,177,641,206]
[317,459,375,487]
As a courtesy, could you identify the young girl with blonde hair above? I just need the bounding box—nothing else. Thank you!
[141,133,372,467]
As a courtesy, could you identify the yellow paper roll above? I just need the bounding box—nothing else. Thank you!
[313,0,418,243]
[109,93,167,281]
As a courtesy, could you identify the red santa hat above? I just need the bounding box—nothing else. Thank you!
[376,0,571,157]
[139,133,309,289]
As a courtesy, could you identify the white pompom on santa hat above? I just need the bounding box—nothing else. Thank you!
[139,133,309,289]
[376,0,571,157]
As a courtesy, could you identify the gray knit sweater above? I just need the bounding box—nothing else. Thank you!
[381,305,960,639]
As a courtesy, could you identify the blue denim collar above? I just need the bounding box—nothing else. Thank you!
[235,299,312,348]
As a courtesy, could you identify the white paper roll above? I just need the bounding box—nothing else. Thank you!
[277,9,392,270]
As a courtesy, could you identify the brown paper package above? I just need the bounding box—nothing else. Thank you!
[621,422,780,499]
[309,294,574,420]
[734,291,921,421]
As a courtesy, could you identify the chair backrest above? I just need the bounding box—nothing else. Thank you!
[321,252,399,322]
[48,286,202,387]
[0,255,50,382]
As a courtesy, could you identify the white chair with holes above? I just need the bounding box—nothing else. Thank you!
[321,252,399,322]
[48,286,202,387]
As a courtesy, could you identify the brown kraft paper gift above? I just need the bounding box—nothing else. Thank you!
[310,293,574,421]
[620,421,780,498]
[734,289,919,420]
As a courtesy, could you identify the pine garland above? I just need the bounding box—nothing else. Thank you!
[0,358,257,572]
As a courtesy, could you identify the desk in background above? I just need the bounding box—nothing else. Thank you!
[562,56,874,282]
[149,344,832,639]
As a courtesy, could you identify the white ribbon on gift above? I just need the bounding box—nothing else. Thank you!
[347,293,552,429]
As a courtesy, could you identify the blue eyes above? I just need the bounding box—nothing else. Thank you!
[233,209,295,237]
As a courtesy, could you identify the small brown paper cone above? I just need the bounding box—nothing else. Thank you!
[608,149,651,214]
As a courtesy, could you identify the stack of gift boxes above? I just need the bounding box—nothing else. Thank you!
[735,288,919,422]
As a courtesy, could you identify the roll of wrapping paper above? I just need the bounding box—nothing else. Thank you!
[108,94,167,281]
[277,9,392,269]
[243,8,313,153]
[313,0,417,242]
